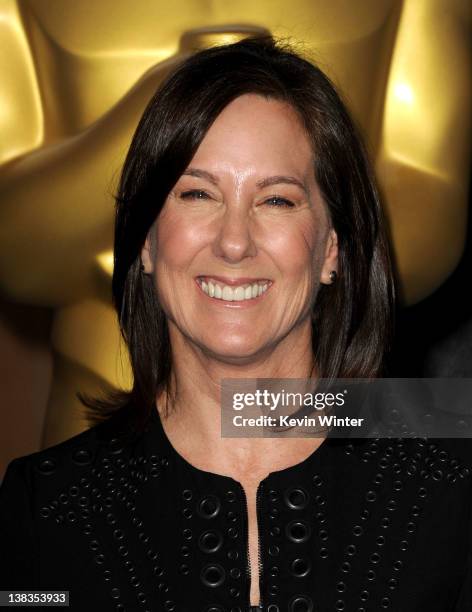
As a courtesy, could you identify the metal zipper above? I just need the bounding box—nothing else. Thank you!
[239,482,252,607]
[238,480,265,611]
[256,480,264,611]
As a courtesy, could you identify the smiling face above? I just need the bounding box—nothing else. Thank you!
[141,93,338,365]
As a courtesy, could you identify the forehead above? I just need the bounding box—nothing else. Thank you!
[188,94,315,177]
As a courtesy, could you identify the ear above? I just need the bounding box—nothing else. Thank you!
[320,228,338,285]
[140,231,154,274]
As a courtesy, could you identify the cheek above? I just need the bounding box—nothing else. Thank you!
[265,216,320,277]
[155,209,207,268]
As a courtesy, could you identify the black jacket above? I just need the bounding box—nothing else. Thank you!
[1,405,472,612]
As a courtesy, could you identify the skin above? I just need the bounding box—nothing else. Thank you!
[141,93,338,605]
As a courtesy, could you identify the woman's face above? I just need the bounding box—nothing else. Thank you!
[142,93,338,363]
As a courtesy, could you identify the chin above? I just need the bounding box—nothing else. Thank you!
[201,335,265,362]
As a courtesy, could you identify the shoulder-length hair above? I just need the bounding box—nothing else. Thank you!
[79,35,397,432]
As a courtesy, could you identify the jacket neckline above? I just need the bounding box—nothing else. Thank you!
[148,403,337,487]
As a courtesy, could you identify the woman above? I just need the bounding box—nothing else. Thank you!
[1,36,471,612]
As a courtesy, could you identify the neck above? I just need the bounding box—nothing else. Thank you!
[155,317,324,481]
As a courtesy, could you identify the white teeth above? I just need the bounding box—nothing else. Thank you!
[199,278,270,302]
[222,285,233,301]
[234,286,245,301]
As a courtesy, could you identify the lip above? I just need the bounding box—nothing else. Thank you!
[195,276,273,307]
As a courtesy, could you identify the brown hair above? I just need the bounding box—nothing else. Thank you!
[79,35,396,433]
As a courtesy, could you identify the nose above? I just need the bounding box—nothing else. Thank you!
[212,204,257,263]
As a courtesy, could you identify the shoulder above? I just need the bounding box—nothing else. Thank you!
[392,436,472,471]
[426,437,472,474]
[339,436,472,483]
[426,438,472,482]
[1,404,143,494]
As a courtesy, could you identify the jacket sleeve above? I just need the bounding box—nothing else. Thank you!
[454,477,472,611]
[0,457,37,589]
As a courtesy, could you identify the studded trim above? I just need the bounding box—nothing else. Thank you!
[3,410,470,612]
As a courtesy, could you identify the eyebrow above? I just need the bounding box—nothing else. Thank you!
[182,168,309,197]
[256,175,309,197]
[182,168,220,185]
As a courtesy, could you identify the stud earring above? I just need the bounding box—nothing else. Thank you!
[329,270,337,283]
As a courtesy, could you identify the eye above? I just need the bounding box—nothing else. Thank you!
[180,189,211,200]
[264,196,295,208]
